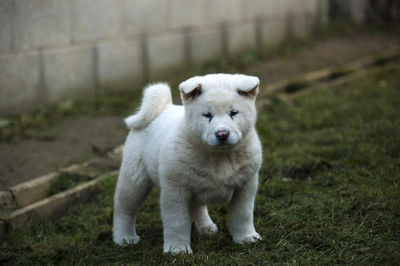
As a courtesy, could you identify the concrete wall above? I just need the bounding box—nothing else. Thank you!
[0,0,330,115]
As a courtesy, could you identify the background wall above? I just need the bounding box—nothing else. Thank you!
[0,0,335,115]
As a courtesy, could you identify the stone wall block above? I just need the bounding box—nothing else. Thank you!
[123,0,169,35]
[293,15,311,39]
[0,0,13,52]
[228,23,256,54]
[43,46,95,103]
[190,29,222,65]
[206,0,242,25]
[14,0,71,50]
[241,0,275,20]
[72,0,123,42]
[0,0,333,115]
[0,52,40,114]
[275,0,314,19]
[98,40,143,90]
[169,0,242,29]
[303,0,319,14]
[147,33,185,80]
[260,19,287,47]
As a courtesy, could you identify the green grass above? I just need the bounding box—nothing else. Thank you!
[1,64,400,264]
[48,161,120,197]
[47,173,93,197]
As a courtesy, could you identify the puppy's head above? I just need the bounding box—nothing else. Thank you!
[179,74,259,148]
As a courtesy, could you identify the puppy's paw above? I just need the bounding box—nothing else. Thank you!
[163,244,193,255]
[233,232,262,244]
[113,234,141,246]
[196,223,218,235]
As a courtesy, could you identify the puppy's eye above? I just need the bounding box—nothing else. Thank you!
[202,112,213,121]
[230,110,239,118]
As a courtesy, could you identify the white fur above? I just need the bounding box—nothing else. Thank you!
[113,74,262,254]
[124,83,172,130]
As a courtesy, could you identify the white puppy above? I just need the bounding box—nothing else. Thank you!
[113,73,262,254]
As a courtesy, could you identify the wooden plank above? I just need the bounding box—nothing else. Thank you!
[260,45,400,96]
[5,171,117,231]
[0,191,13,208]
[0,145,123,209]
[8,172,59,208]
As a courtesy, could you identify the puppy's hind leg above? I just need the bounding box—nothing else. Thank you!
[190,203,218,235]
[113,166,152,246]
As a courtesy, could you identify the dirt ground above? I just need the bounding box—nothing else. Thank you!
[0,31,399,190]
[0,117,127,189]
[246,32,400,83]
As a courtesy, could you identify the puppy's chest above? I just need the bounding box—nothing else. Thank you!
[189,158,247,205]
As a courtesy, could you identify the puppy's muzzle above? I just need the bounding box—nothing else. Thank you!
[215,129,229,141]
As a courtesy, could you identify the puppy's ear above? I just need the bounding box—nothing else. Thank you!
[236,75,260,98]
[179,78,202,101]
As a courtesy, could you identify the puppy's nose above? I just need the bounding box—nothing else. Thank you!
[215,130,229,141]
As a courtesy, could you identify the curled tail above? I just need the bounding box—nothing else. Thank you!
[124,83,172,130]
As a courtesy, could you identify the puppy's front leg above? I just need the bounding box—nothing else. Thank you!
[161,186,192,254]
[227,175,261,244]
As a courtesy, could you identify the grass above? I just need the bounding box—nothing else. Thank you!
[1,62,400,264]
[47,172,94,197]
[48,160,120,196]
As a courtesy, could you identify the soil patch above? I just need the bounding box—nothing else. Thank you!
[0,116,126,189]
[246,32,400,83]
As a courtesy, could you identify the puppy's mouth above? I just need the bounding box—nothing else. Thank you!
[207,142,236,152]
[211,141,231,148]
[206,138,239,148]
